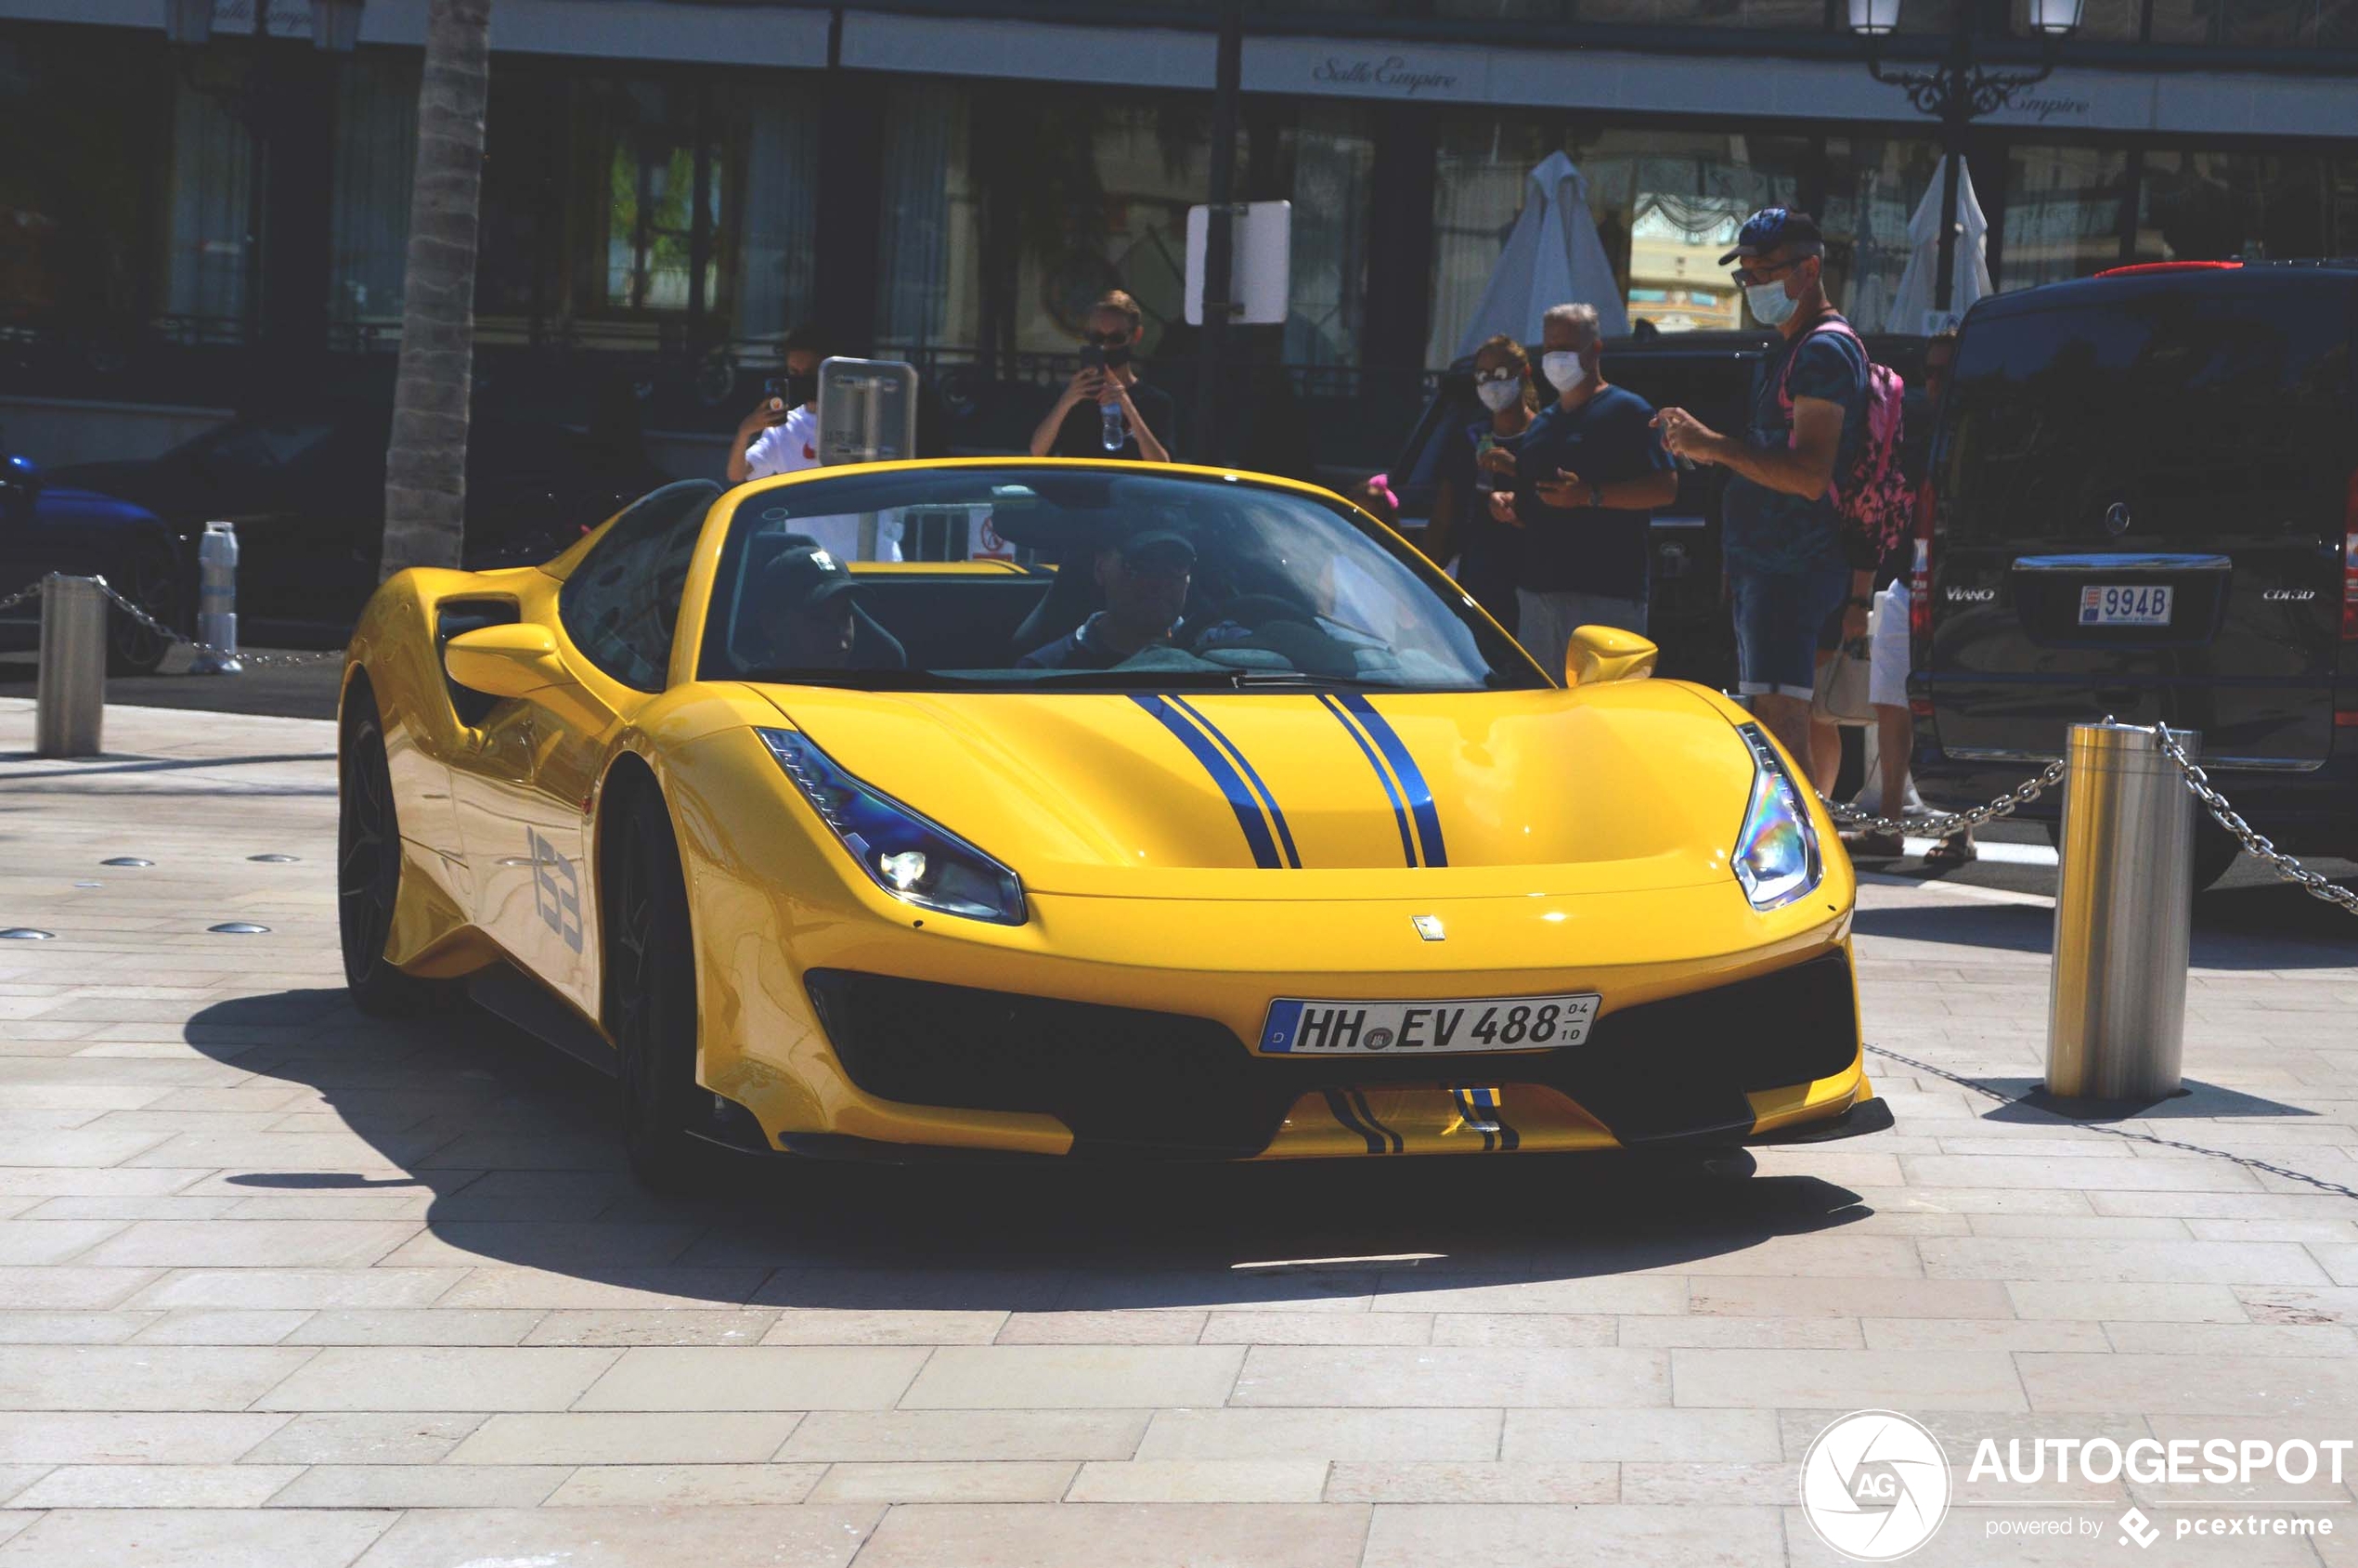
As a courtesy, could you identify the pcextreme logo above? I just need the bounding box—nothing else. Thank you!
[1801,1410,1952,1561]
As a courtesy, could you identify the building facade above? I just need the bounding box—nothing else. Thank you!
[4,0,2354,475]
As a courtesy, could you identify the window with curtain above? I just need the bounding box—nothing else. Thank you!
[1426,113,1555,367]
[734,83,820,343]
[1283,102,1376,369]
[1427,118,1809,362]
[165,77,253,340]
[1001,97,1217,358]
[1574,128,1807,336]
[1820,135,1941,333]
[571,79,739,321]
[328,51,419,332]
[875,84,978,356]
[1999,144,2126,288]
[2134,150,2331,263]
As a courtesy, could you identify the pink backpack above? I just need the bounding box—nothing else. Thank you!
[1777,317,1910,566]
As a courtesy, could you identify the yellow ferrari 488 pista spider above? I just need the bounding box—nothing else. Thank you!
[338,459,1887,1188]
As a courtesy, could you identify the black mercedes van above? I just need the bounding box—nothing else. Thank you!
[1910,260,2357,887]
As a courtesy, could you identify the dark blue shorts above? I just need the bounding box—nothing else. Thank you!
[1731,564,1851,699]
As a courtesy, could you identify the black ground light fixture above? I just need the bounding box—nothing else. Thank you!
[1848,0,2084,317]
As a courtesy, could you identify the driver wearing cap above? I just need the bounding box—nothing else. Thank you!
[1017,531,1197,670]
[762,542,864,670]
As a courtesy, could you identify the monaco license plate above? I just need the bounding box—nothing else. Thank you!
[1258,993,1600,1056]
[2079,584,2172,627]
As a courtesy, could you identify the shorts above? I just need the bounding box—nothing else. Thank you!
[1730,564,1851,701]
[1868,578,1911,710]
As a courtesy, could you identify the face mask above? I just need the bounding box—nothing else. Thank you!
[1745,281,1798,328]
[1475,377,1523,412]
[1540,352,1587,393]
[784,372,819,408]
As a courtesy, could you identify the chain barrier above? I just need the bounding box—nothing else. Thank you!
[0,582,41,616]
[1820,757,2067,840]
[88,578,345,670]
[2145,724,2358,917]
[1817,721,2356,916]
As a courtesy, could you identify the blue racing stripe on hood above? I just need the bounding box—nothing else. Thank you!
[1336,693,1447,868]
[1130,694,1284,870]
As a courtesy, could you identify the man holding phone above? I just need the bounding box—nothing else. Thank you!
[727,324,900,561]
[729,325,827,486]
[1030,291,1175,463]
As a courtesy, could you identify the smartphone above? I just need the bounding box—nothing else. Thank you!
[760,376,787,403]
[1076,345,1108,370]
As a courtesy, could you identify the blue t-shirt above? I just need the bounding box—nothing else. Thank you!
[1722,317,1869,577]
[1508,384,1672,600]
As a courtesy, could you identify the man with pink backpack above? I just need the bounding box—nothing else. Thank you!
[1652,208,1910,783]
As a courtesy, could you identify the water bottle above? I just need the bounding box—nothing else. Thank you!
[1099,399,1125,453]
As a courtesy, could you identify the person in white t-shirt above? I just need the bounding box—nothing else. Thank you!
[729,326,826,486]
[725,327,900,562]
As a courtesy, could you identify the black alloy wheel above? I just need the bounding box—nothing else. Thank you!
[608,782,706,1193]
[339,703,441,1016]
[105,542,184,676]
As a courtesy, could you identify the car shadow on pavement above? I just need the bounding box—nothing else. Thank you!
[182,988,1881,1310]
[1851,883,2357,971]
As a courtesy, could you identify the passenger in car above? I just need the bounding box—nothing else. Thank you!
[1017,532,1197,669]
[761,541,863,670]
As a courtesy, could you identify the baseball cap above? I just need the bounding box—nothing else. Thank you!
[1719,207,1824,266]
[760,542,862,615]
[1114,529,1197,570]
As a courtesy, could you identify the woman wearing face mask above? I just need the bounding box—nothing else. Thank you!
[1421,334,1536,635]
[1030,291,1175,463]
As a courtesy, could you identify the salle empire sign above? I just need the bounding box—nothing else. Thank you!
[1311,55,1461,97]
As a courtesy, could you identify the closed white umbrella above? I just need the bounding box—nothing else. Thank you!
[1885,154,1992,335]
[1456,151,1628,360]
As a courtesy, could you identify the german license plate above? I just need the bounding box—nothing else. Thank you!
[2079,584,2172,627]
[1258,993,1600,1056]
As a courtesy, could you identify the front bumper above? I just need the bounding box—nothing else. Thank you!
[761,949,1876,1162]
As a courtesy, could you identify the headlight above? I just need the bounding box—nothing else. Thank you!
[758,728,1027,926]
[1732,722,1821,911]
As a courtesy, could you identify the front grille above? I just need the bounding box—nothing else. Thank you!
[806,951,1859,1157]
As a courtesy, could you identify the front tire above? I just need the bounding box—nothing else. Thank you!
[606,781,706,1194]
[338,700,444,1016]
[105,542,183,677]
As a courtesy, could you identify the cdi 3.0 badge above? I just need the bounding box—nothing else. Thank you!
[1800,1410,1952,1561]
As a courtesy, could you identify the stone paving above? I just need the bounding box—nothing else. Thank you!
[0,693,2354,1566]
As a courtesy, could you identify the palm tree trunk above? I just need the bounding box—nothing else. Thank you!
[381,0,492,577]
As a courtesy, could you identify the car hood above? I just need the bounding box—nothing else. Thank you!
[748,681,1763,900]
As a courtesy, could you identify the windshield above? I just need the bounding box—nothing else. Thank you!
[697,465,1543,692]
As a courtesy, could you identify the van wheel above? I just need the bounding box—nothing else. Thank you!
[606,782,706,1195]
[339,706,446,1016]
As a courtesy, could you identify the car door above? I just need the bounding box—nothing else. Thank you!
[448,482,716,1017]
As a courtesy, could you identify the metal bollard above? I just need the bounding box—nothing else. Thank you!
[2044,721,2196,1100]
[190,520,241,676]
[34,573,106,759]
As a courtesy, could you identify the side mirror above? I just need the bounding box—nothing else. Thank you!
[1,454,41,514]
[1565,625,1657,687]
[445,622,569,700]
